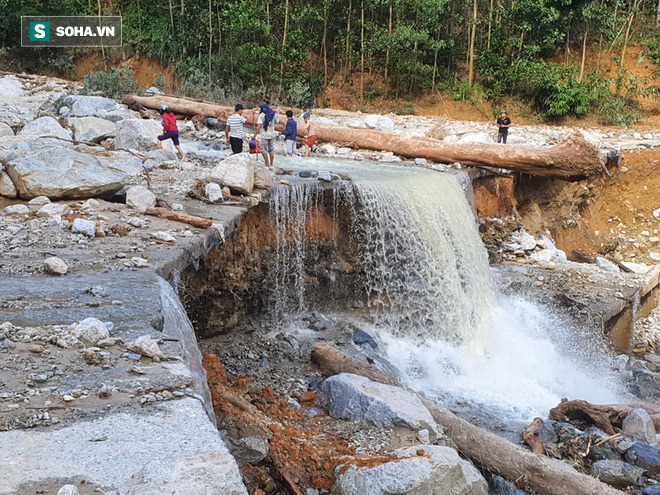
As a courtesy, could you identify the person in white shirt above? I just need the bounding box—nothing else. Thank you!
[253,102,280,167]
[225,104,247,154]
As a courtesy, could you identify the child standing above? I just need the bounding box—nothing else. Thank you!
[281,110,298,156]
[303,113,317,157]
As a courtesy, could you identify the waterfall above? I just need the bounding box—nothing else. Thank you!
[270,158,622,423]
[270,167,492,346]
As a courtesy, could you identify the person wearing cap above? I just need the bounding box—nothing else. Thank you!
[157,104,186,161]
[303,112,317,157]
[253,102,280,167]
[226,103,247,154]
[496,110,511,144]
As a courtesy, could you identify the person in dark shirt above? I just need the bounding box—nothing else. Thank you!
[496,110,511,144]
[281,110,298,156]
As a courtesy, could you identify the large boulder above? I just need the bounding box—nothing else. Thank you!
[68,116,116,143]
[623,408,657,444]
[63,95,138,122]
[18,116,72,141]
[115,118,168,152]
[332,445,487,495]
[322,373,439,436]
[2,146,142,199]
[0,170,17,198]
[209,154,255,195]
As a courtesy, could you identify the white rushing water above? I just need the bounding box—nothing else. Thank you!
[271,156,622,421]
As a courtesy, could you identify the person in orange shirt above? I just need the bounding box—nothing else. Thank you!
[157,104,187,161]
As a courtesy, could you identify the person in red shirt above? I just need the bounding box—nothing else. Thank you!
[157,104,187,161]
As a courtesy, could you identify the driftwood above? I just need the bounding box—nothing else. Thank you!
[311,343,624,495]
[144,207,213,228]
[549,399,660,434]
[123,94,605,179]
[311,343,401,386]
[523,418,546,455]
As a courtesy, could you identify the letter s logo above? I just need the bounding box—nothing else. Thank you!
[34,24,46,39]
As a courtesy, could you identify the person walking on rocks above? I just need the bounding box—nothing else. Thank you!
[496,110,511,144]
[303,112,317,157]
[253,102,280,167]
[281,110,298,157]
[225,104,247,154]
[157,104,186,161]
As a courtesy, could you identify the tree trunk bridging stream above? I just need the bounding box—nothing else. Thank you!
[123,94,606,179]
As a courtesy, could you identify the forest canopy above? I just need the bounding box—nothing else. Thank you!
[1,0,658,123]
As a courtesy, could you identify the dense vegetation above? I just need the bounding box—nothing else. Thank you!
[1,0,658,122]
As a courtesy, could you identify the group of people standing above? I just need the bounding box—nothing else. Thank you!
[225,102,317,167]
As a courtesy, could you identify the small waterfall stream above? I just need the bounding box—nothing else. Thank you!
[269,158,622,424]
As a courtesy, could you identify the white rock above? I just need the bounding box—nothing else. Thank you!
[72,218,97,237]
[254,164,275,189]
[28,196,51,205]
[126,186,156,212]
[153,231,176,242]
[380,152,401,163]
[3,146,142,199]
[209,154,254,195]
[44,257,68,276]
[72,317,110,345]
[64,95,137,121]
[0,76,24,97]
[650,252,660,262]
[205,183,224,203]
[129,335,165,360]
[2,204,29,215]
[19,116,72,141]
[116,119,170,152]
[596,256,620,272]
[0,121,14,137]
[57,484,79,495]
[172,203,183,212]
[319,143,337,155]
[516,232,537,251]
[37,203,69,217]
[131,257,149,268]
[414,158,428,166]
[457,132,494,144]
[68,116,116,143]
[633,132,642,140]
[336,147,352,155]
[530,249,556,265]
[363,114,395,131]
[333,445,487,495]
[0,170,17,198]
[127,216,147,228]
[318,171,333,182]
[146,87,164,95]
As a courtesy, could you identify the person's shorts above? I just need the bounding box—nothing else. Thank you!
[261,137,276,155]
[158,130,180,146]
[229,136,243,154]
[307,135,318,147]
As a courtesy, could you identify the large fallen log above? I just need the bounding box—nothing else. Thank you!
[123,94,605,179]
[549,399,660,433]
[311,343,623,495]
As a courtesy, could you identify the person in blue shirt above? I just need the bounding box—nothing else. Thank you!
[281,110,298,157]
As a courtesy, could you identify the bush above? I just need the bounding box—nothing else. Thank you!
[81,68,139,99]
